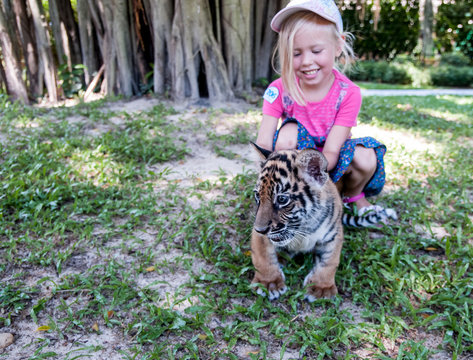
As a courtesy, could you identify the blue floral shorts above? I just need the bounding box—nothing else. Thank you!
[273,118,386,197]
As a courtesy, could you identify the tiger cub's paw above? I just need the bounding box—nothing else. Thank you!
[252,272,287,301]
[304,284,338,302]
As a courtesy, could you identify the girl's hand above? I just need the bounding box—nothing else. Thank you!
[322,125,351,171]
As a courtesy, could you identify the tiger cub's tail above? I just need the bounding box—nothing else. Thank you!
[342,207,397,228]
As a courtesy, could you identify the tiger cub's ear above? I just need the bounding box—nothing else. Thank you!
[296,148,329,187]
[250,142,272,160]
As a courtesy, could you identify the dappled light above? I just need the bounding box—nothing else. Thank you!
[1,94,472,359]
[68,147,127,187]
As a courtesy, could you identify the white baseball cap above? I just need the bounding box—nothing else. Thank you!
[271,0,343,34]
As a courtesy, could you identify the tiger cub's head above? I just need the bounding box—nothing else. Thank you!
[252,143,333,248]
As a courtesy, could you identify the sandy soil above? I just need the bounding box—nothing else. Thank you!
[0,96,459,359]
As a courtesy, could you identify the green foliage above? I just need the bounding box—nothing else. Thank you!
[57,59,86,98]
[1,95,473,358]
[440,52,472,67]
[0,284,36,326]
[430,66,473,87]
[435,0,473,62]
[349,60,412,84]
[348,57,473,88]
[339,0,420,60]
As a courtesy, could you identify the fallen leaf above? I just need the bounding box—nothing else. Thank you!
[36,325,51,332]
[426,247,438,251]
[92,322,99,332]
[107,310,114,318]
[197,334,207,340]
[145,266,155,272]
[246,351,259,356]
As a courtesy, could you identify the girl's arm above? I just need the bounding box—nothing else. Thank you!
[256,114,279,151]
[322,125,351,171]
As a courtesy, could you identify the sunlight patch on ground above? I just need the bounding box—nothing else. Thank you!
[352,124,444,155]
[353,124,444,187]
[440,95,473,106]
[419,107,469,123]
[212,110,261,134]
[68,147,125,186]
[155,145,258,187]
[15,120,41,128]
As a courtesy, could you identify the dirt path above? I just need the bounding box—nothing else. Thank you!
[1,95,464,359]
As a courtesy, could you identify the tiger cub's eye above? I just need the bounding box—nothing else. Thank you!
[276,194,290,206]
[253,190,260,203]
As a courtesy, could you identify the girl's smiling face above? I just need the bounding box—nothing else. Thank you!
[292,22,341,97]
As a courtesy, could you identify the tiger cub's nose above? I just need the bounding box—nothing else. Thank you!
[254,225,270,235]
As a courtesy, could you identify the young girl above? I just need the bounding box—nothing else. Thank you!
[256,0,396,224]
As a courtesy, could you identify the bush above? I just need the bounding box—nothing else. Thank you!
[430,66,473,87]
[393,60,431,88]
[439,52,472,67]
[348,61,412,84]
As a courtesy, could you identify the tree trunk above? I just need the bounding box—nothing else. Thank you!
[12,0,42,97]
[49,0,82,69]
[112,0,135,96]
[129,0,151,90]
[77,0,100,84]
[253,1,282,80]
[92,0,135,96]
[170,1,199,100]
[171,0,233,101]
[0,2,29,103]
[421,0,434,58]
[48,0,66,63]
[0,60,6,92]
[145,0,172,94]
[373,0,380,31]
[26,0,59,102]
[1,0,296,102]
[221,0,252,94]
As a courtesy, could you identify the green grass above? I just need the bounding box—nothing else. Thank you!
[0,92,472,359]
[357,82,437,90]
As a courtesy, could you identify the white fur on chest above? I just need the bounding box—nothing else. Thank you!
[284,216,336,254]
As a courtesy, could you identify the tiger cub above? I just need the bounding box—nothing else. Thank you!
[251,144,343,302]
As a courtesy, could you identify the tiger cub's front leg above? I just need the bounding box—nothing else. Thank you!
[303,232,344,302]
[251,230,287,300]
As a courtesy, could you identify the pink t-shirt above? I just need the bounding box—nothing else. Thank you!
[262,69,362,138]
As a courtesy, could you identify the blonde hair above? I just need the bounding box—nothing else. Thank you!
[272,11,356,106]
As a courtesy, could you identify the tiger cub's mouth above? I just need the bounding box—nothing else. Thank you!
[268,229,294,248]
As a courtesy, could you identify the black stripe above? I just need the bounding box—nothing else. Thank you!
[303,184,314,203]
[277,167,288,178]
[298,193,306,208]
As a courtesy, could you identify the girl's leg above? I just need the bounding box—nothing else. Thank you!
[342,145,377,209]
[274,122,298,151]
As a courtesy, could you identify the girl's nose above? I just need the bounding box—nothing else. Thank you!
[301,52,313,66]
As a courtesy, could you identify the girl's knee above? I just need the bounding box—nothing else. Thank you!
[274,123,298,151]
[275,137,297,151]
[353,146,377,174]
